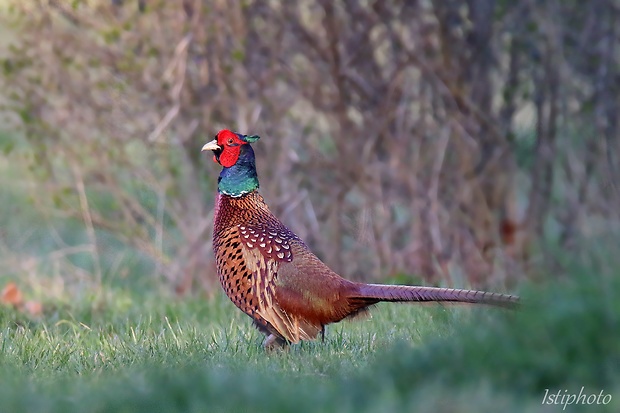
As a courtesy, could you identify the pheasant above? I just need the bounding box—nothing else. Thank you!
[202,130,519,348]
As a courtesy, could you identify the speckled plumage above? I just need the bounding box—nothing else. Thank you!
[203,130,519,348]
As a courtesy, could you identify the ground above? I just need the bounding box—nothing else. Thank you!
[0,263,618,413]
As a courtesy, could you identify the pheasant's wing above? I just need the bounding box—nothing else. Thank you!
[237,224,320,343]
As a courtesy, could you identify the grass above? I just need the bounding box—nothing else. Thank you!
[0,263,618,413]
[0,290,449,411]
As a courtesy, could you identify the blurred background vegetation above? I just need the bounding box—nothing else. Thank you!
[0,0,618,298]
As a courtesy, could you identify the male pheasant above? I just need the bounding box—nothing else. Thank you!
[203,130,518,348]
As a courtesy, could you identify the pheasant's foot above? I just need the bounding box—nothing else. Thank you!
[263,334,288,351]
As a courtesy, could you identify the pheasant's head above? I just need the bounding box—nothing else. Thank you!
[202,129,260,167]
[202,129,261,197]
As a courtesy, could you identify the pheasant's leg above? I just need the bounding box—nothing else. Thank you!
[263,334,288,351]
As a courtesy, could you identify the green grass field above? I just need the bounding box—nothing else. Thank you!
[1,261,618,413]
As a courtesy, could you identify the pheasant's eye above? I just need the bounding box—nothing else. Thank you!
[227,138,234,145]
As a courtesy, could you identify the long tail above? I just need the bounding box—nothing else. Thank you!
[352,283,519,309]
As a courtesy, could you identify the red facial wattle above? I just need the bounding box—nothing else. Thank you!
[213,129,246,168]
[217,145,242,167]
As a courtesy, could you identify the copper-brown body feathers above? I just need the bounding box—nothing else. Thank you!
[213,191,518,347]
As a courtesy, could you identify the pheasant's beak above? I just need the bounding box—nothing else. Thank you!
[201,139,221,152]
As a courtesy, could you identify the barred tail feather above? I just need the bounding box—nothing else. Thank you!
[353,284,519,309]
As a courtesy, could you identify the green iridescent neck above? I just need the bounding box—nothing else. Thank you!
[218,144,259,197]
